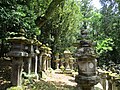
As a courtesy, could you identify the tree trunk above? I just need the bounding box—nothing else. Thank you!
[35,0,65,27]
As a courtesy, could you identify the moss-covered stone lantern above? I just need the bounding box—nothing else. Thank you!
[64,50,72,73]
[40,44,48,71]
[33,37,42,80]
[7,29,28,86]
[23,39,34,75]
[75,29,99,90]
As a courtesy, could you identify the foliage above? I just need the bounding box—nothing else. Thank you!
[23,79,76,90]
[0,0,49,39]
[31,81,57,90]
[96,38,114,55]
[39,0,82,54]
[77,0,120,65]
[1,0,120,66]
[7,86,23,90]
[97,0,120,64]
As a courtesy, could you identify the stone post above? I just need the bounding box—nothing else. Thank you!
[7,29,28,86]
[11,58,23,86]
[74,29,99,90]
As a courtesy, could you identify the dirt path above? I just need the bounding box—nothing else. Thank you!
[44,73,77,87]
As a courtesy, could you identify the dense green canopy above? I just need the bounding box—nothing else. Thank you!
[1,0,120,66]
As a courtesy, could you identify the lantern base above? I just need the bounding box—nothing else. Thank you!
[75,75,100,90]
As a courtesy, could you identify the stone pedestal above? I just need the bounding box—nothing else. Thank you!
[75,75,99,90]
[11,58,23,86]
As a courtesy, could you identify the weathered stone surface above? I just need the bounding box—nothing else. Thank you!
[75,29,99,90]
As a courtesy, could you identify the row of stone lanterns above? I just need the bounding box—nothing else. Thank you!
[7,29,52,86]
[98,65,120,90]
[54,50,76,74]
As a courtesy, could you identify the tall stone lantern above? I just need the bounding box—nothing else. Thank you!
[7,29,28,86]
[75,29,99,90]
[34,39,42,80]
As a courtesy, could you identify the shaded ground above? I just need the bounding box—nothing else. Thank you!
[0,57,77,90]
[0,58,12,90]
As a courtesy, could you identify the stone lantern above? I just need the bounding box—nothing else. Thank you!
[64,50,72,73]
[40,44,48,71]
[75,29,99,90]
[23,39,34,75]
[54,53,60,69]
[7,29,28,86]
[34,38,42,80]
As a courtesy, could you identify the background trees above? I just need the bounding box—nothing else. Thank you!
[1,0,120,66]
[97,0,120,65]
